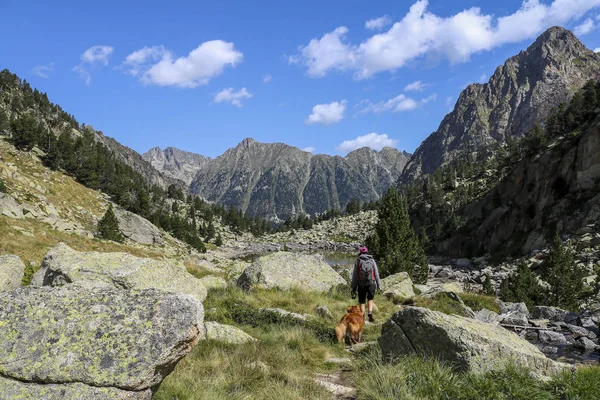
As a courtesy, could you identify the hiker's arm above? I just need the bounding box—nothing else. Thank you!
[373,260,382,289]
[351,260,358,292]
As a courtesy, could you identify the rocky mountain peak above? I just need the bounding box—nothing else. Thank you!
[399,26,600,184]
[142,146,211,186]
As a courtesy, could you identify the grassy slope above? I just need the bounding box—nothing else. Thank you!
[0,139,180,268]
[155,284,600,400]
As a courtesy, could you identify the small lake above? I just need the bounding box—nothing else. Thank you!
[239,251,357,267]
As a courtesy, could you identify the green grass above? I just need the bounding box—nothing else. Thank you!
[154,329,332,400]
[351,346,600,400]
[411,293,470,316]
[459,293,501,313]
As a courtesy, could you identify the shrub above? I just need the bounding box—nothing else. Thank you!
[0,177,6,193]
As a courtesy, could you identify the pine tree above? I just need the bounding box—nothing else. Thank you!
[499,261,545,309]
[544,234,586,311]
[215,234,223,247]
[482,273,495,296]
[97,204,124,243]
[365,187,428,283]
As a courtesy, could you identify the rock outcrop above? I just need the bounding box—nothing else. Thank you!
[379,307,566,375]
[190,138,410,220]
[0,286,204,398]
[32,243,207,302]
[0,192,23,218]
[0,254,25,291]
[381,272,415,302]
[142,147,211,186]
[114,208,165,245]
[400,26,600,184]
[236,252,346,292]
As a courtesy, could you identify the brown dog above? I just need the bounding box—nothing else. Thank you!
[335,306,365,345]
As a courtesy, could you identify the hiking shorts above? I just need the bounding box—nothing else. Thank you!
[357,284,376,304]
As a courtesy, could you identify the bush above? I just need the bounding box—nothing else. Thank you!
[0,178,6,193]
[21,263,38,286]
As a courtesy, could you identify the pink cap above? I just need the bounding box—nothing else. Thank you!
[359,246,368,253]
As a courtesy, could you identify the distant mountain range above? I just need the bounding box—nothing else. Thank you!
[144,139,410,220]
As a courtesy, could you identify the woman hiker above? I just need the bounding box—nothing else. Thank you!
[350,246,381,323]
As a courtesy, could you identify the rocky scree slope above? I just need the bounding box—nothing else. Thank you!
[190,138,409,220]
[143,146,211,186]
[400,26,600,184]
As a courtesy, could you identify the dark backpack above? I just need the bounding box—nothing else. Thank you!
[358,256,376,287]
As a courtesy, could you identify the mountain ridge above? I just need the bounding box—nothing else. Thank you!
[187,138,411,220]
[400,26,600,185]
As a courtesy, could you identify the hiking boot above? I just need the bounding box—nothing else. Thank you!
[368,313,374,323]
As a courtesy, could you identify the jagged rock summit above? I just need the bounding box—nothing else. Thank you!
[400,26,600,184]
[142,146,211,185]
[190,138,410,220]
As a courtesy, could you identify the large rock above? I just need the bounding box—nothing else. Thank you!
[204,321,256,344]
[32,243,206,302]
[0,254,25,291]
[381,272,415,302]
[379,307,566,375]
[198,276,227,291]
[0,192,23,219]
[531,306,578,324]
[0,286,204,397]
[0,376,151,400]
[114,208,164,245]
[236,252,346,292]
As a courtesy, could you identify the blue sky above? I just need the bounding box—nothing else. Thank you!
[1,0,599,158]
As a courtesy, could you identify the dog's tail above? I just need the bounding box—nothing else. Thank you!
[335,322,346,343]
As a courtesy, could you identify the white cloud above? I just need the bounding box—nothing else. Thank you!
[32,62,54,78]
[337,133,398,153]
[404,80,429,91]
[574,18,596,35]
[302,147,315,153]
[595,47,600,52]
[365,15,392,30]
[479,73,488,83]
[214,87,253,107]
[291,0,600,79]
[289,27,355,77]
[81,45,114,65]
[262,74,272,83]
[122,41,243,88]
[73,45,114,85]
[421,93,437,104]
[361,94,419,114]
[305,100,347,125]
[121,46,167,76]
